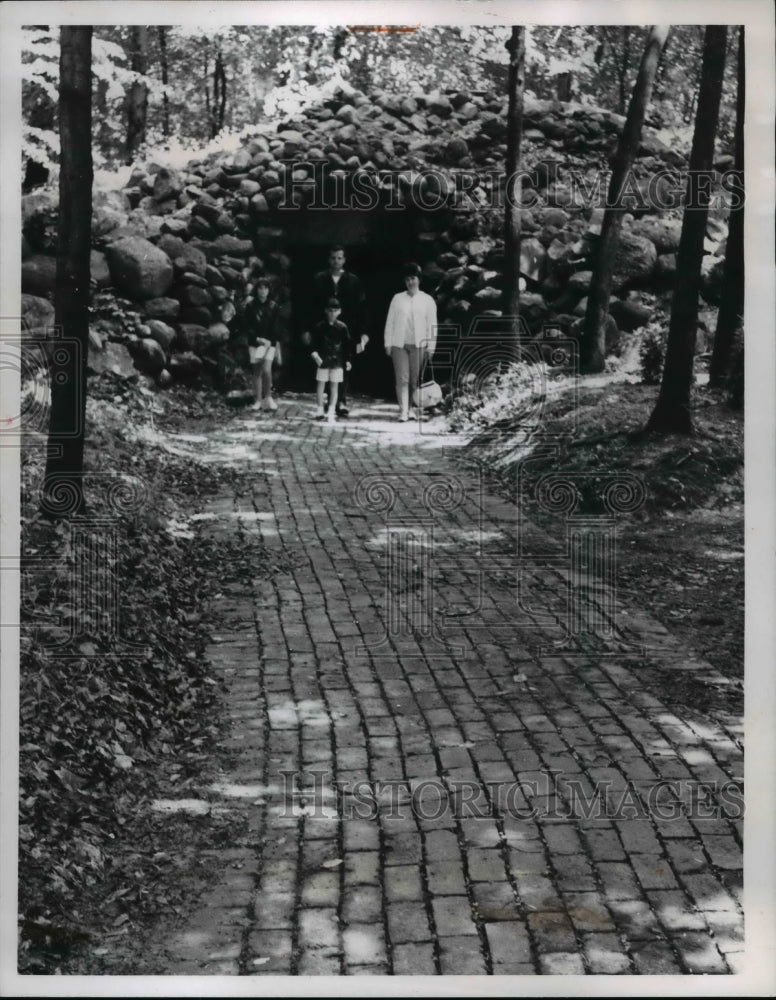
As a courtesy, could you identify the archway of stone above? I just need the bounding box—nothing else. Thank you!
[283,208,417,401]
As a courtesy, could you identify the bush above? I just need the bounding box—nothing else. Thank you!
[639,328,665,385]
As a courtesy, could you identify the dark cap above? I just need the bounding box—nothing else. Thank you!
[403,262,422,278]
[326,297,341,309]
[255,277,271,288]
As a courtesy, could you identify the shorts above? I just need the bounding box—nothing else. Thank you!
[316,367,344,383]
[249,344,276,364]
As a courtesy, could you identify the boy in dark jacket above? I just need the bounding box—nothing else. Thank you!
[310,298,351,423]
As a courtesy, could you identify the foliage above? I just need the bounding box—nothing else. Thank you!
[639,325,666,384]
[445,356,568,438]
[461,376,743,708]
[21,23,742,181]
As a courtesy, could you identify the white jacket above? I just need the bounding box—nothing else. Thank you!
[384,290,438,354]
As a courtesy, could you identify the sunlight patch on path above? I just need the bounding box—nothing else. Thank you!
[151,798,211,815]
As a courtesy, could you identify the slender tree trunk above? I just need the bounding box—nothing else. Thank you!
[212,48,227,137]
[125,25,148,164]
[503,26,525,346]
[158,26,170,139]
[709,26,744,385]
[556,71,573,102]
[618,27,632,114]
[43,27,92,518]
[581,26,669,373]
[204,49,211,135]
[647,26,728,433]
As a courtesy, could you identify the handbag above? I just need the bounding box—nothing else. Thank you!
[413,356,443,409]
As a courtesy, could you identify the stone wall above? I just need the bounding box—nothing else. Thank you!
[22,85,731,389]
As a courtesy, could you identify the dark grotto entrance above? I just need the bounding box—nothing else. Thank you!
[281,205,418,399]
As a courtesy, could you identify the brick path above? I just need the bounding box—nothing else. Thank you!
[158,396,743,976]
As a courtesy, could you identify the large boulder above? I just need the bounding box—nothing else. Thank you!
[153,167,184,203]
[92,205,129,240]
[176,322,230,355]
[520,238,547,282]
[611,231,657,290]
[22,294,55,337]
[145,319,176,351]
[130,337,167,375]
[105,236,174,300]
[157,233,188,260]
[609,296,653,332]
[169,351,203,380]
[179,306,214,326]
[91,250,111,289]
[630,217,682,253]
[212,235,254,257]
[178,284,212,307]
[87,339,136,378]
[143,297,180,320]
[172,245,208,277]
[654,253,677,279]
[21,254,57,296]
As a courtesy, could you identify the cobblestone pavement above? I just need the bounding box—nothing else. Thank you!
[159,395,743,977]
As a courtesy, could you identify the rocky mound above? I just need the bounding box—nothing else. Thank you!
[22,85,731,388]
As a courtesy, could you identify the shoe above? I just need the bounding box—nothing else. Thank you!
[264,397,278,411]
[250,401,262,411]
[326,411,336,424]
[336,406,349,417]
[314,410,325,421]
[398,412,409,422]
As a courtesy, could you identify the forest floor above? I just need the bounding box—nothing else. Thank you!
[456,374,744,716]
[16,368,744,975]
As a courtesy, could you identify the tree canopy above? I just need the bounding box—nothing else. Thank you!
[22,23,741,179]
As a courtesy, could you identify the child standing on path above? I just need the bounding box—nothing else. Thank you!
[310,298,351,423]
[243,277,281,411]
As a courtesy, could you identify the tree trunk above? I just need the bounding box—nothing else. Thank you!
[709,26,744,385]
[502,26,525,346]
[158,26,170,139]
[43,27,93,518]
[125,26,148,164]
[647,26,728,433]
[618,27,631,114]
[556,71,573,101]
[204,48,211,129]
[581,26,669,373]
[212,47,227,137]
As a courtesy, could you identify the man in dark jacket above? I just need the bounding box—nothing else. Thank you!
[309,246,367,416]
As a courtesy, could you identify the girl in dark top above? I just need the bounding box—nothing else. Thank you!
[243,277,281,411]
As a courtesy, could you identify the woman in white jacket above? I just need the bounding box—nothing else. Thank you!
[383,263,438,421]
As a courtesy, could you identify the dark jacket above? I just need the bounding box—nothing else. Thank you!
[310,319,350,369]
[242,295,280,346]
[310,270,365,355]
